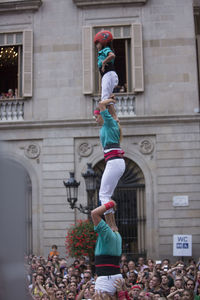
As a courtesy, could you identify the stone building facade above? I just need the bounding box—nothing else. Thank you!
[0,0,199,261]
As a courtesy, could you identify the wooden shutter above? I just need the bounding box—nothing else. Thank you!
[82,26,93,94]
[197,35,200,88]
[22,30,33,97]
[131,23,144,92]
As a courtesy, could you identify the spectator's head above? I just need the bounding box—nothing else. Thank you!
[161,274,169,285]
[55,289,64,299]
[58,283,66,292]
[196,271,200,281]
[174,277,183,289]
[41,295,50,300]
[89,283,95,296]
[37,265,45,275]
[7,89,13,97]
[70,275,77,283]
[147,259,154,269]
[153,293,161,300]
[162,258,170,266]
[170,286,176,293]
[122,264,129,274]
[69,282,77,293]
[174,292,182,300]
[35,274,45,285]
[151,275,161,288]
[128,260,136,270]
[74,268,80,277]
[51,244,58,251]
[55,276,63,285]
[83,287,91,299]
[185,279,195,290]
[68,266,75,276]
[83,271,92,282]
[52,255,59,264]
[130,285,141,299]
[67,291,76,300]
[182,289,194,300]
[128,271,137,284]
[121,254,127,263]
[138,257,145,266]
[79,257,86,266]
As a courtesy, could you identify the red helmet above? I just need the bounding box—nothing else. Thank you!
[94,30,113,47]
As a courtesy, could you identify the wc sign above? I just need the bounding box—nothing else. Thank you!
[173,235,192,256]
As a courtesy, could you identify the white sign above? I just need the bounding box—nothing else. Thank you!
[173,195,189,207]
[173,235,192,256]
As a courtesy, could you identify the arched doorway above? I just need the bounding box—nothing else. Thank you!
[94,157,146,260]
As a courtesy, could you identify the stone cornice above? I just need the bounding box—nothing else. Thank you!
[73,0,148,8]
[0,114,199,131]
[0,0,42,14]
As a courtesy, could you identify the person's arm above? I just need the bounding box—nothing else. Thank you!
[114,279,131,300]
[99,98,116,111]
[102,52,115,72]
[76,281,91,300]
[167,289,184,300]
[91,200,116,226]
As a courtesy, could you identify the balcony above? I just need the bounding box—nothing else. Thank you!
[93,94,135,117]
[0,0,42,14]
[73,0,148,7]
[0,100,24,122]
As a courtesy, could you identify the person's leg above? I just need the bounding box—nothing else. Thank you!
[101,72,119,121]
[99,159,125,210]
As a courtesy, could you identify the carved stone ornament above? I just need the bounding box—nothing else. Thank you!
[139,139,154,155]
[78,142,93,157]
[25,144,40,159]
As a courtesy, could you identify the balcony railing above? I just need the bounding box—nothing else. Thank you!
[93,94,135,117]
[0,100,24,122]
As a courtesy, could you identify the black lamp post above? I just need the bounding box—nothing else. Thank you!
[82,163,97,213]
[63,165,97,215]
[63,172,80,209]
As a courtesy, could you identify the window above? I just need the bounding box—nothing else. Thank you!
[0,30,33,99]
[82,24,144,95]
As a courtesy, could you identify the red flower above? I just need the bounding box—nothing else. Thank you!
[65,219,97,260]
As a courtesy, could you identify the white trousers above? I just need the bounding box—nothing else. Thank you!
[95,274,123,295]
[101,71,119,100]
[99,159,125,214]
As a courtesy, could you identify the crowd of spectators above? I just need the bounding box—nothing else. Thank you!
[0,88,18,99]
[26,245,200,300]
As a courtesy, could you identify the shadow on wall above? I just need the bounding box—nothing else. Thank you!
[0,147,30,300]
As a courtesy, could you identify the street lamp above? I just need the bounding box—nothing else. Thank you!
[63,172,80,209]
[63,165,97,215]
[82,163,97,213]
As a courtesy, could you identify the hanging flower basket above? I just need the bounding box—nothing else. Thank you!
[66,220,98,261]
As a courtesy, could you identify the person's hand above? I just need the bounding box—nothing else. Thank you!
[178,289,184,293]
[101,62,107,73]
[114,278,124,292]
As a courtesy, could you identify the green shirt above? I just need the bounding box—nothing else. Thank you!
[97,46,114,68]
[100,109,120,148]
[94,219,122,256]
